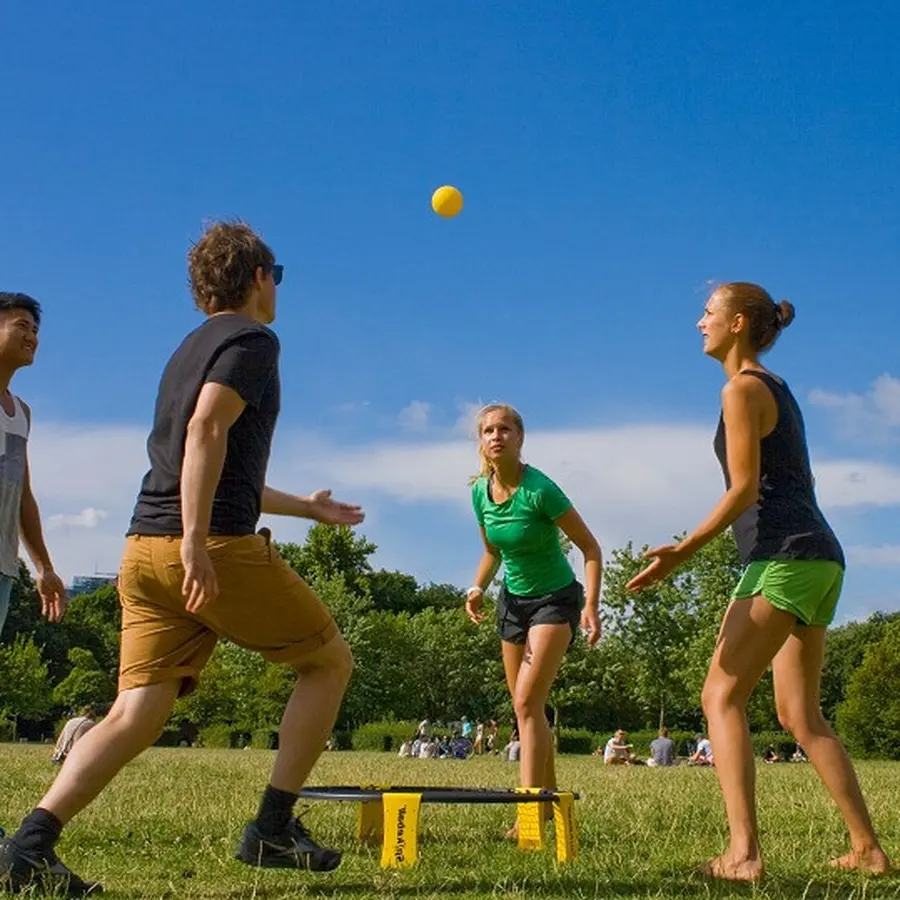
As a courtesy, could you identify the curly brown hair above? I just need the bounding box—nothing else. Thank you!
[187,221,275,314]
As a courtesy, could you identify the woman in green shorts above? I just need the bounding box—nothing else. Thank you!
[628,283,891,881]
[465,404,602,836]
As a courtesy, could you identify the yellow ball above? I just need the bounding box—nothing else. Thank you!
[431,185,463,218]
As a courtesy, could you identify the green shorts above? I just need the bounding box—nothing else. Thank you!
[731,560,844,627]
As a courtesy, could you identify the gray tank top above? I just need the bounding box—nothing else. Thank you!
[0,394,29,577]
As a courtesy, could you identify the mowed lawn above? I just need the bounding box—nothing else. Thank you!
[2,745,899,899]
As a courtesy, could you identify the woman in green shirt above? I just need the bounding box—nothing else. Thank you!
[466,404,602,836]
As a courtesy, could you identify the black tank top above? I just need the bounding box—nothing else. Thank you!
[713,369,844,567]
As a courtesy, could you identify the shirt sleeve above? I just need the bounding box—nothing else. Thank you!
[536,472,573,520]
[205,331,279,408]
[471,480,485,527]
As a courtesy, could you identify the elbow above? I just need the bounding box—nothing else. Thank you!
[186,415,228,446]
[580,539,603,564]
[731,484,758,513]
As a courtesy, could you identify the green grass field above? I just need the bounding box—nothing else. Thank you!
[2,745,899,899]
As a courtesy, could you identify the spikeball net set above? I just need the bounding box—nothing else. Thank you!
[297,785,580,868]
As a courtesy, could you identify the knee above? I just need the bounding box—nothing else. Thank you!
[104,698,169,747]
[512,692,545,724]
[777,703,825,743]
[298,635,354,685]
[701,676,746,719]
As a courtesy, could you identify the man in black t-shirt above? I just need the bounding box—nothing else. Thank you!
[1,222,364,894]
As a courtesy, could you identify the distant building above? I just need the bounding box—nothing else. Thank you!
[69,574,118,596]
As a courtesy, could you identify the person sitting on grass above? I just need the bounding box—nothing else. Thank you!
[689,733,715,766]
[647,727,676,767]
[601,730,637,766]
[762,744,782,764]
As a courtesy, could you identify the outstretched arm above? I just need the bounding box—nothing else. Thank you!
[262,486,364,525]
[627,377,764,592]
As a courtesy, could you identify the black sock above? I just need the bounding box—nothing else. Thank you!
[14,808,63,854]
[255,785,298,837]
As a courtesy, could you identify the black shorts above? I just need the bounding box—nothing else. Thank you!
[497,580,584,645]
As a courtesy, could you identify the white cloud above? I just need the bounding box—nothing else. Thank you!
[335,401,370,414]
[809,374,900,440]
[47,507,109,530]
[397,401,432,432]
[814,460,900,509]
[453,401,484,436]
[845,545,900,567]
[21,413,900,595]
[27,421,148,584]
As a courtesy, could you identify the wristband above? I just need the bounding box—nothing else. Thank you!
[466,586,484,600]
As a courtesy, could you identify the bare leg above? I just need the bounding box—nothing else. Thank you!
[269,635,354,792]
[699,597,797,882]
[39,682,180,823]
[514,625,570,789]
[773,628,891,875]
[500,640,557,838]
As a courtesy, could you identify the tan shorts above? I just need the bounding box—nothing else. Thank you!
[117,530,339,696]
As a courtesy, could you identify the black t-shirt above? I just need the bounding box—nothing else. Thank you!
[128,314,281,536]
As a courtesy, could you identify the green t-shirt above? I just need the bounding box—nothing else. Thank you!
[471,465,575,597]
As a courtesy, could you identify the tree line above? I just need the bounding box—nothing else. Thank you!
[1,525,898,758]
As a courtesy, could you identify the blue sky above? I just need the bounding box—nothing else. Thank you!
[2,1,899,622]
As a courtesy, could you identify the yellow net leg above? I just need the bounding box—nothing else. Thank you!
[515,787,545,851]
[553,792,578,862]
[356,798,384,844]
[380,792,422,868]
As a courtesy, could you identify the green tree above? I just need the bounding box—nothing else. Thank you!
[277,524,377,600]
[836,619,900,759]
[821,612,899,724]
[549,632,643,732]
[368,569,419,613]
[61,585,122,676]
[53,647,115,712]
[602,532,746,731]
[415,582,464,612]
[0,635,53,734]
[4,563,75,680]
[602,542,697,729]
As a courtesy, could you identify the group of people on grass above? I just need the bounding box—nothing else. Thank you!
[0,223,892,894]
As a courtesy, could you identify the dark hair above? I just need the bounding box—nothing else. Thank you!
[715,282,794,353]
[0,292,42,327]
[187,221,275,314]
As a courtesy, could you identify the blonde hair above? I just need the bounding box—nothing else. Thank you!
[468,404,525,484]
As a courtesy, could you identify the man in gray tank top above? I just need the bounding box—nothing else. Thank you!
[0,293,67,637]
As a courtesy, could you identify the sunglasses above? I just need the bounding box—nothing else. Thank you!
[270,264,284,286]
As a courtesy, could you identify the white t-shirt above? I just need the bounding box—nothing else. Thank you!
[697,738,714,761]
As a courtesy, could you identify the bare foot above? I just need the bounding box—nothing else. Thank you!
[698,853,765,882]
[505,810,552,841]
[829,848,892,875]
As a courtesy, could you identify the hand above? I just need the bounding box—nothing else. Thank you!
[626,544,689,592]
[181,539,219,614]
[465,588,485,625]
[580,605,601,647]
[307,489,365,526]
[36,568,68,623]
